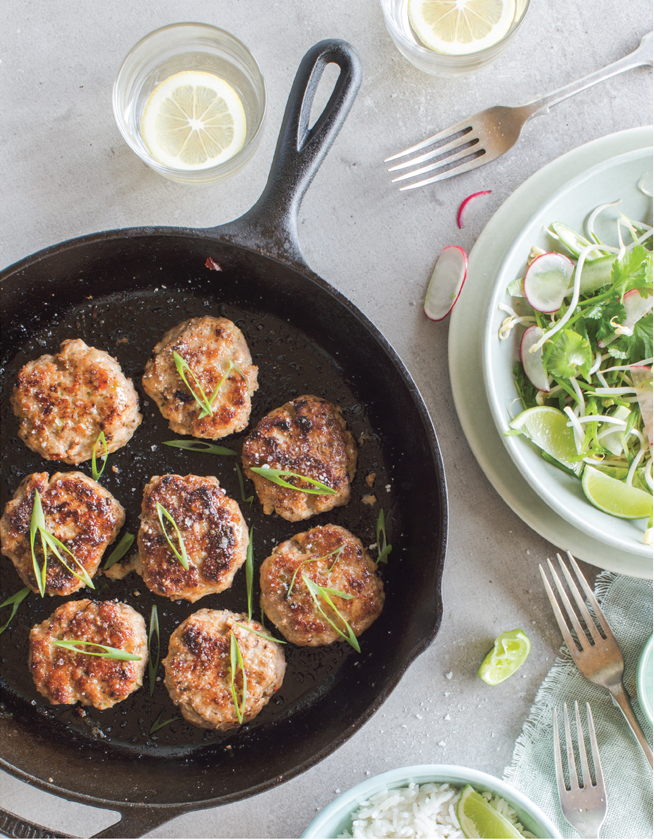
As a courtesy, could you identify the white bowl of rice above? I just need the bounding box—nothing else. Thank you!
[301,764,560,838]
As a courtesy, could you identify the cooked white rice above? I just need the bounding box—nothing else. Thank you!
[339,782,535,839]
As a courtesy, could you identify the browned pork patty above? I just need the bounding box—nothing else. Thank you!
[163,609,286,730]
[241,395,357,522]
[0,472,125,596]
[260,524,384,646]
[11,339,142,464]
[29,599,147,709]
[137,474,249,602]
[142,316,258,439]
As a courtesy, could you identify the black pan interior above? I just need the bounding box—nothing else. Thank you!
[0,231,446,808]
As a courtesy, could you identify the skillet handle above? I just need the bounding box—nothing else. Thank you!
[216,39,362,271]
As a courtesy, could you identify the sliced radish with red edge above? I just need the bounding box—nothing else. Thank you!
[622,289,653,331]
[423,246,468,321]
[524,252,574,313]
[457,191,492,229]
[520,326,550,392]
[630,365,653,444]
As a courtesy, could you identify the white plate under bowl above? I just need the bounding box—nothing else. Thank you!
[449,126,653,579]
[483,147,652,559]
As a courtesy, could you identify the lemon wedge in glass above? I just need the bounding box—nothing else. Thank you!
[141,71,247,170]
[408,0,516,55]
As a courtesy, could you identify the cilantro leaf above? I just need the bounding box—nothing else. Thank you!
[610,246,652,297]
[546,329,593,379]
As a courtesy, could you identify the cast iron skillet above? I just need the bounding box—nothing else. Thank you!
[0,41,447,838]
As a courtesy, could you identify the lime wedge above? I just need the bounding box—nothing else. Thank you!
[478,628,530,685]
[509,406,581,474]
[456,784,523,839]
[582,466,653,520]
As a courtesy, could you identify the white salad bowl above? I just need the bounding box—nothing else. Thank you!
[482,147,653,561]
[301,764,561,838]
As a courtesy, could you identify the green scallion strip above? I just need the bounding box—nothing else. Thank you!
[245,527,254,620]
[103,532,135,570]
[233,622,286,645]
[148,605,160,697]
[29,490,95,595]
[0,587,30,636]
[173,351,214,417]
[302,575,360,652]
[235,462,254,505]
[150,711,181,734]
[162,439,237,456]
[375,509,392,564]
[156,502,189,570]
[286,546,344,600]
[52,639,142,661]
[229,631,248,724]
[249,466,337,496]
[91,431,108,480]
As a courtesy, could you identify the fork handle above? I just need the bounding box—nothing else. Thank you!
[523,32,653,118]
[608,682,653,768]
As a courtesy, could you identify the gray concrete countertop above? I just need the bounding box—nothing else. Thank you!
[0,1,651,837]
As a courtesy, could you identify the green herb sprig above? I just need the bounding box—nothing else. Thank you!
[229,631,248,724]
[375,509,392,564]
[245,527,254,620]
[148,605,160,697]
[162,439,237,456]
[233,622,286,645]
[30,490,95,597]
[156,502,189,569]
[249,466,337,496]
[286,546,344,600]
[52,638,142,661]
[103,532,135,570]
[173,353,242,418]
[150,711,181,734]
[0,587,30,636]
[302,574,360,652]
[235,463,254,505]
[91,431,108,480]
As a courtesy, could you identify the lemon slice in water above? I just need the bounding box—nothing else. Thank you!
[141,71,247,170]
[408,0,516,55]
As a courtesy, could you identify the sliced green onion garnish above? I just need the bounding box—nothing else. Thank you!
[156,502,189,570]
[233,622,286,645]
[302,575,360,652]
[148,605,160,697]
[235,462,254,505]
[173,354,243,419]
[376,509,392,564]
[150,711,181,734]
[0,587,30,636]
[229,631,248,724]
[286,546,344,600]
[103,532,135,570]
[91,431,108,480]
[245,527,254,620]
[249,466,337,496]
[29,490,95,596]
[162,439,237,456]
[52,638,142,661]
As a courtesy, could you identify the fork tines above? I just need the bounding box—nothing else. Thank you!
[554,702,607,836]
[539,552,613,653]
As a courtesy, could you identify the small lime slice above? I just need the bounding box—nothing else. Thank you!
[582,466,653,520]
[456,784,523,839]
[478,628,530,686]
[509,406,582,474]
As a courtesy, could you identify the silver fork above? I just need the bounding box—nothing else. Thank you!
[386,32,653,189]
[540,552,653,768]
[554,702,607,839]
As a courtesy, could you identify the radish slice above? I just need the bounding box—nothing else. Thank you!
[630,365,653,444]
[524,252,575,313]
[457,190,491,229]
[423,246,468,321]
[520,326,550,392]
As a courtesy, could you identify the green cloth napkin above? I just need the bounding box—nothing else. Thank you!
[504,572,653,839]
